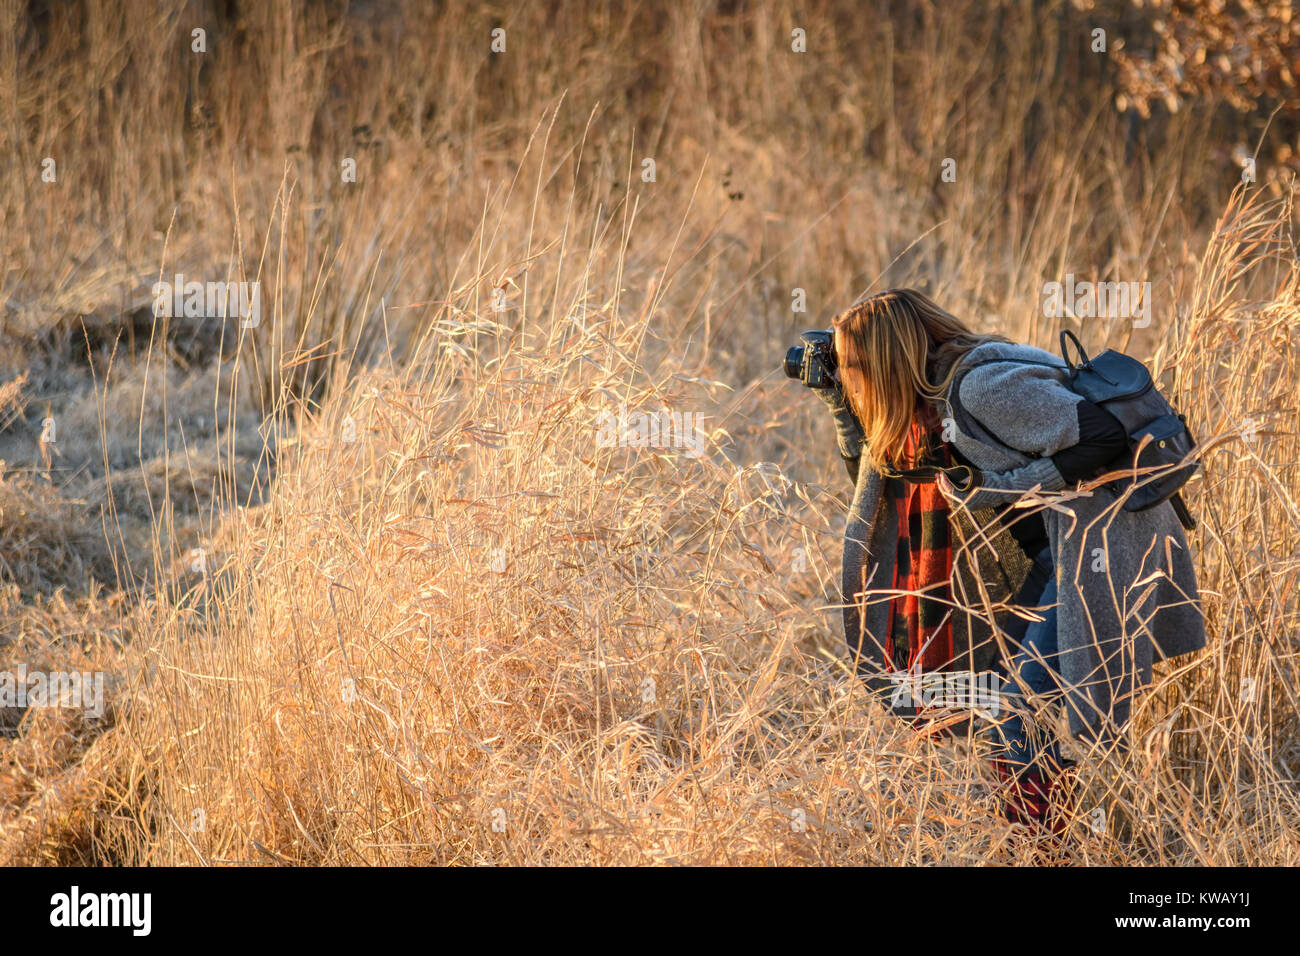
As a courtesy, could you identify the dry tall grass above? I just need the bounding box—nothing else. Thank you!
[1,0,1298,865]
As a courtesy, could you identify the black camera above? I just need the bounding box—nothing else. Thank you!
[783,329,837,389]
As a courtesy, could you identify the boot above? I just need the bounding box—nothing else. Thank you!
[993,758,1076,836]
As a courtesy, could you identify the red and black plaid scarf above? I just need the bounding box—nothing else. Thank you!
[885,421,954,674]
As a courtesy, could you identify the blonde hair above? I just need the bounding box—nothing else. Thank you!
[832,289,1006,473]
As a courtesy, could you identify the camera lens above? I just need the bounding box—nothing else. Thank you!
[783,346,804,379]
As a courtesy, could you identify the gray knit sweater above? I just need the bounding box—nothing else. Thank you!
[829,340,1206,741]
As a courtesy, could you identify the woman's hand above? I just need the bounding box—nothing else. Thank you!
[936,464,982,497]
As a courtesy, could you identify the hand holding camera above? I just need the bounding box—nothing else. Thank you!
[786,328,866,465]
[783,329,837,389]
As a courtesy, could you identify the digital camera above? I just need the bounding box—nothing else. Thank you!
[783,329,837,389]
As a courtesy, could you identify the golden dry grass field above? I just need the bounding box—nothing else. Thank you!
[1,0,1298,866]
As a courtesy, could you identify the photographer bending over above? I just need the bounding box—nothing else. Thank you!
[793,289,1205,832]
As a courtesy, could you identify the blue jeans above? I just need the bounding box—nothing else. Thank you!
[988,548,1063,774]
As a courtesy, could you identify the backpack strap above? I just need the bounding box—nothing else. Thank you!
[1059,329,1090,375]
[958,335,1092,378]
[1170,491,1197,530]
[958,355,1069,374]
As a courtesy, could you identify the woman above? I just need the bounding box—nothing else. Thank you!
[816,289,1206,831]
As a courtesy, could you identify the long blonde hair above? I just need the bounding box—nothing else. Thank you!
[833,289,1006,472]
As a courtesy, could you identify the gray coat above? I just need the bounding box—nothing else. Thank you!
[834,340,1206,741]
